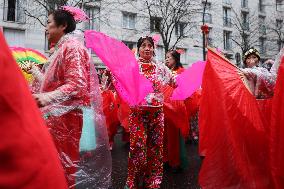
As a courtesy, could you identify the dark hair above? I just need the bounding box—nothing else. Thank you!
[137,36,155,57]
[168,50,183,69]
[243,47,260,65]
[49,9,76,34]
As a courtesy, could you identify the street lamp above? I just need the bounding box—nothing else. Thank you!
[201,0,209,61]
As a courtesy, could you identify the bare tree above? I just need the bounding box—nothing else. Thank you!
[118,0,201,54]
[145,0,200,53]
[230,8,261,56]
[21,0,121,27]
[266,15,284,54]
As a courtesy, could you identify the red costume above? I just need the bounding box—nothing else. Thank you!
[126,60,175,189]
[185,90,201,142]
[0,32,67,189]
[198,48,277,189]
[270,54,284,189]
[31,33,112,188]
[102,89,120,146]
[117,95,131,142]
[163,67,189,168]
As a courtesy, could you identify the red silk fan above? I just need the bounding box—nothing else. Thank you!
[198,48,273,189]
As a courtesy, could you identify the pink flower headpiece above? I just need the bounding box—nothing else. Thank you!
[61,6,89,22]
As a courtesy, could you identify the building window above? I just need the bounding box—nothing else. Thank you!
[276,19,283,28]
[259,0,265,12]
[276,0,284,11]
[122,41,136,50]
[259,16,266,35]
[259,25,266,35]
[85,7,100,30]
[175,22,186,37]
[122,12,136,29]
[223,8,232,27]
[241,0,248,8]
[243,33,249,46]
[3,0,25,23]
[150,17,162,32]
[242,12,249,30]
[259,37,266,54]
[223,0,231,5]
[223,31,232,50]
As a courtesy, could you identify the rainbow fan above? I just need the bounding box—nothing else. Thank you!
[10,47,47,83]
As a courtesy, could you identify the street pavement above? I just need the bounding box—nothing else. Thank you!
[111,132,201,189]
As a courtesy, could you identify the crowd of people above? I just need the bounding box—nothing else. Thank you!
[1,5,284,189]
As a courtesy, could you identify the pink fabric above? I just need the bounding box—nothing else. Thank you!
[171,60,206,100]
[84,30,153,106]
[61,6,89,22]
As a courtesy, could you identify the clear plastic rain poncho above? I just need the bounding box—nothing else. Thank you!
[30,31,112,188]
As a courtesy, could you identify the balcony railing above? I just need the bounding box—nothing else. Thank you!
[223,17,232,27]
[3,7,26,23]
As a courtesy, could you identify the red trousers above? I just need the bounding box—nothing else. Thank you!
[126,106,164,189]
[46,110,83,188]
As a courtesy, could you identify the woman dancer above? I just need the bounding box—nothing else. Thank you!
[125,36,175,189]
[27,8,111,188]
[163,49,189,172]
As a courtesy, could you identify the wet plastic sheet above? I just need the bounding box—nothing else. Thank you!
[30,32,112,188]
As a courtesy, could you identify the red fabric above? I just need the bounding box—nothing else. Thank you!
[0,32,67,188]
[102,90,120,143]
[198,49,273,189]
[117,95,131,132]
[127,107,164,188]
[184,89,201,136]
[163,117,181,167]
[270,56,284,189]
[185,90,201,119]
[256,99,272,132]
[163,67,189,167]
[163,67,189,137]
[45,110,82,187]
